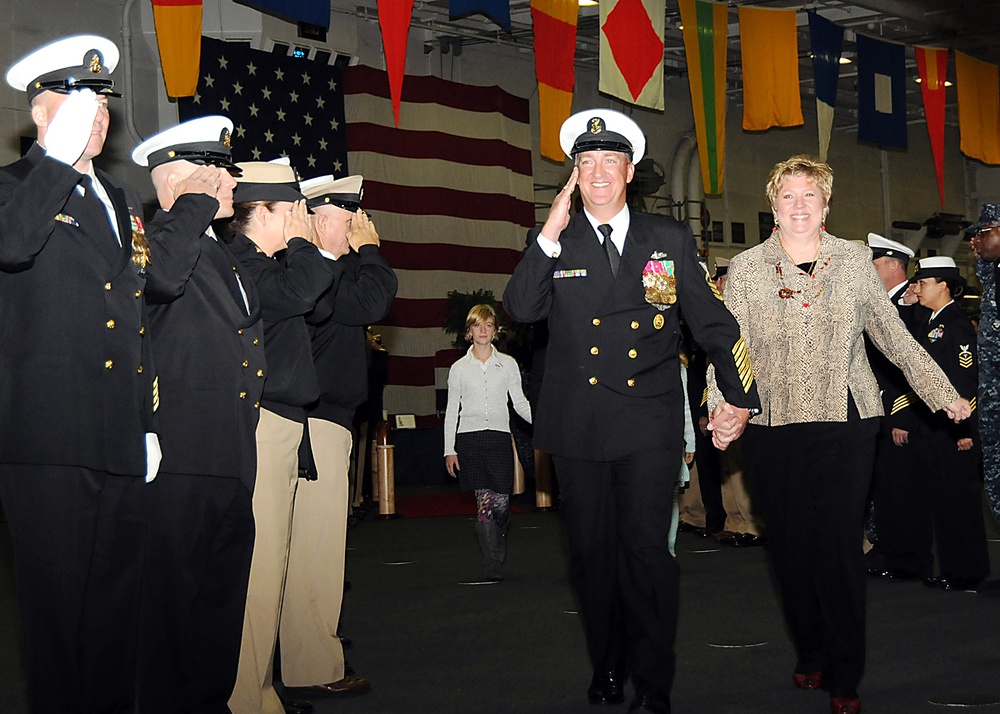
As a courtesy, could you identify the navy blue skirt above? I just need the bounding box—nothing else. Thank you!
[454,430,513,493]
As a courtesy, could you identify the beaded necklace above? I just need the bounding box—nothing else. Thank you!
[775,235,831,308]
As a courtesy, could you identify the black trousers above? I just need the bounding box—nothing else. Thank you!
[138,473,254,714]
[0,464,146,714]
[554,445,681,700]
[743,417,878,700]
[692,424,727,533]
[909,430,990,581]
[869,429,932,576]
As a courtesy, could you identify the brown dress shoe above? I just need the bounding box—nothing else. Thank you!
[831,696,861,713]
[285,675,371,698]
[793,671,822,689]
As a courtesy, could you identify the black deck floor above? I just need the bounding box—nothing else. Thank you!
[3,489,1000,713]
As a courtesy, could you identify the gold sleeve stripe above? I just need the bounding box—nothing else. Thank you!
[890,391,915,415]
[970,397,977,412]
[732,338,754,393]
[700,387,708,407]
[152,376,160,412]
[706,271,723,301]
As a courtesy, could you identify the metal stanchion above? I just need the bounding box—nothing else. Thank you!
[512,436,525,495]
[374,421,400,519]
[534,449,554,511]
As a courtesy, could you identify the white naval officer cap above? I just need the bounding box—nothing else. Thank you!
[867,233,914,260]
[6,35,120,103]
[300,175,364,212]
[131,116,240,173]
[233,157,305,204]
[559,108,646,163]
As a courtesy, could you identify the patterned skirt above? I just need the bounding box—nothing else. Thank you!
[454,429,514,494]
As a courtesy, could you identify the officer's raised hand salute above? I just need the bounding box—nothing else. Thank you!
[540,166,579,242]
[0,35,156,713]
[173,163,227,201]
[349,208,380,249]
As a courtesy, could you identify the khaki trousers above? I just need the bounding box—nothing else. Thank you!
[230,409,303,714]
[278,418,350,686]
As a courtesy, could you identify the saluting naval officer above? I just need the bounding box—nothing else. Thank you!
[277,174,396,699]
[503,109,760,714]
[863,234,927,579]
[0,36,158,711]
[227,161,337,714]
[131,116,265,713]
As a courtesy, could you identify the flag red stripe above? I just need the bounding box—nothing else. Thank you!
[345,64,529,124]
[382,298,450,328]
[387,355,439,386]
[363,181,534,227]
[379,241,521,273]
[347,122,531,175]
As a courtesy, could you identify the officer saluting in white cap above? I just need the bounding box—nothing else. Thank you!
[225,161,340,712]
[129,116,265,713]
[269,173,393,701]
[0,35,154,712]
[504,109,760,713]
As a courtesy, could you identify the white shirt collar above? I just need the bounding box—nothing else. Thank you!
[583,205,629,254]
[929,300,954,322]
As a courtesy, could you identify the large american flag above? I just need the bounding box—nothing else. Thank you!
[177,36,349,177]
[343,65,534,422]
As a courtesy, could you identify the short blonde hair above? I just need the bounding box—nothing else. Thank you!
[765,155,833,208]
[464,304,498,341]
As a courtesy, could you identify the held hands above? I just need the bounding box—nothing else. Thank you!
[891,428,909,447]
[445,455,460,478]
[540,167,578,242]
[44,89,100,166]
[174,165,224,201]
[944,398,972,423]
[349,209,380,250]
[957,438,973,452]
[284,200,316,246]
[707,401,750,451]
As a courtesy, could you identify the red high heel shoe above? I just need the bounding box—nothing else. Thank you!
[792,671,822,689]
[831,696,861,713]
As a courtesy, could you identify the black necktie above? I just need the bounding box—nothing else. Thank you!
[599,224,619,278]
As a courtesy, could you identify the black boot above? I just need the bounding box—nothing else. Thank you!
[475,520,503,581]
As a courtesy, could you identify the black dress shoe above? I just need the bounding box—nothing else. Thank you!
[868,567,918,580]
[732,532,765,547]
[629,692,671,713]
[924,575,948,589]
[588,669,625,704]
[278,694,314,713]
[940,576,982,591]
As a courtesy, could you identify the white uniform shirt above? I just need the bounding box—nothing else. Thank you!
[443,344,532,456]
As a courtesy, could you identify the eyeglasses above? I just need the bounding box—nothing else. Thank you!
[975,225,1000,236]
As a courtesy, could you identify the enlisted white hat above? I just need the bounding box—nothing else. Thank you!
[6,35,120,103]
[301,175,364,211]
[867,233,914,260]
[559,108,646,163]
[913,255,965,288]
[233,157,304,204]
[132,116,239,173]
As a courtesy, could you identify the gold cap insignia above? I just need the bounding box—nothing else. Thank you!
[221,128,231,148]
[589,117,605,135]
[89,52,103,74]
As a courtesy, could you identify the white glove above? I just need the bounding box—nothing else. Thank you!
[44,89,100,166]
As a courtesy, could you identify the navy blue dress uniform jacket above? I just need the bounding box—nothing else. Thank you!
[0,144,155,475]
[307,245,397,429]
[911,302,978,441]
[866,283,926,435]
[229,234,336,420]
[503,210,760,462]
[144,194,265,491]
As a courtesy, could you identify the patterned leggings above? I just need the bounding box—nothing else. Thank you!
[475,488,510,525]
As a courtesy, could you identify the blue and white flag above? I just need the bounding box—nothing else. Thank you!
[808,11,843,159]
[857,34,907,149]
